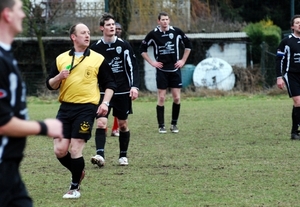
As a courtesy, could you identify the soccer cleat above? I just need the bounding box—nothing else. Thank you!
[291,133,300,140]
[118,157,129,166]
[111,129,120,137]
[63,189,81,199]
[170,125,179,133]
[91,155,105,167]
[158,127,167,134]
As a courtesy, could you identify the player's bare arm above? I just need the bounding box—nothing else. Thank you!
[276,77,285,90]
[97,88,114,116]
[141,52,163,68]
[0,117,63,138]
[48,69,70,89]
[130,87,139,100]
[175,49,191,68]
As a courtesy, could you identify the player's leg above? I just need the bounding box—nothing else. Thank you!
[111,116,119,137]
[68,138,85,190]
[170,88,181,133]
[156,69,168,133]
[54,103,73,172]
[157,89,167,133]
[291,96,300,139]
[63,103,96,199]
[284,73,300,140]
[54,138,72,169]
[113,94,132,165]
[169,69,182,133]
[118,119,130,166]
[91,94,110,167]
[91,117,107,167]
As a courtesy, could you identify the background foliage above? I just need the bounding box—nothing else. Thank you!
[244,19,281,64]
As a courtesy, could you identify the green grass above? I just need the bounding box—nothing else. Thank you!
[21,94,300,207]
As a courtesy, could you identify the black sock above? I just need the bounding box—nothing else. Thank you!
[95,128,106,158]
[70,157,85,190]
[171,102,180,125]
[57,151,71,171]
[119,131,130,158]
[157,105,165,128]
[292,106,300,133]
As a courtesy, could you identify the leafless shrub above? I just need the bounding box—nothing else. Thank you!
[232,65,264,92]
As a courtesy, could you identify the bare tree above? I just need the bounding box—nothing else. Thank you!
[109,0,132,40]
[23,0,49,78]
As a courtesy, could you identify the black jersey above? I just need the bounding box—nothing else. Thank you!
[90,37,140,95]
[0,46,28,163]
[276,34,300,77]
[140,25,192,72]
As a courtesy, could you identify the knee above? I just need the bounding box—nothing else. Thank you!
[69,147,81,156]
[96,119,107,129]
[54,145,68,158]
[119,122,128,132]
[158,95,165,103]
[173,97,180,104]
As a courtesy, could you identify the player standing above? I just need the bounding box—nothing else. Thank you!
[140,12,192,133]
[276,14,300,140]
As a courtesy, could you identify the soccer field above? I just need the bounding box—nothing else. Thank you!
[21,95,300,207]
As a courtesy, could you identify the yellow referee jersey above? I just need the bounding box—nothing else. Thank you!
[55,49,104,105]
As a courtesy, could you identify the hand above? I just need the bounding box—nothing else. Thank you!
[59,69,70,80]
[151,61,163,69]
[97,104,108,116]
[130,87,139,100]
[43,118,63,138]
[175,59,185,69]
[276,77,285,90]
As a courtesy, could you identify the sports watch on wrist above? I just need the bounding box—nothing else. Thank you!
[102,101,109,107]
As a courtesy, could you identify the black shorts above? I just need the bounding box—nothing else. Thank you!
[156,69,182,89]
[284,72,300,97]
[56,102,97,141]
[97,93,132,120]
[0,161,32,207]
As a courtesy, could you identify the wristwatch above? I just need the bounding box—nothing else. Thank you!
[102,101,109,107]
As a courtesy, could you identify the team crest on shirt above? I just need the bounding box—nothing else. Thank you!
[85,69,92,78]
[116,46,122,54]
[165,41,173,50]
[0,89,7,99]
[169,33,174,39]
[79,121,90,133]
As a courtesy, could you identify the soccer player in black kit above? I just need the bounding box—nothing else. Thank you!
[276,15,300,140]
[140,12,192,134]
[90,13,140,167]
[0,0,63,206]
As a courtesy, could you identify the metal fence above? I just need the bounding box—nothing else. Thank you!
[260,42,277,88]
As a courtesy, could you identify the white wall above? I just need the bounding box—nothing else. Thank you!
[144,42,247,91]
[205,43,247,68]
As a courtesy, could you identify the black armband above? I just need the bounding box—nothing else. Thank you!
[38,121,48,135]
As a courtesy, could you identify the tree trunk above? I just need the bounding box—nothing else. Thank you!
[37,35,47,78]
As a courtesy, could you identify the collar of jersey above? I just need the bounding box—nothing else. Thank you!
[69,48,90,56]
